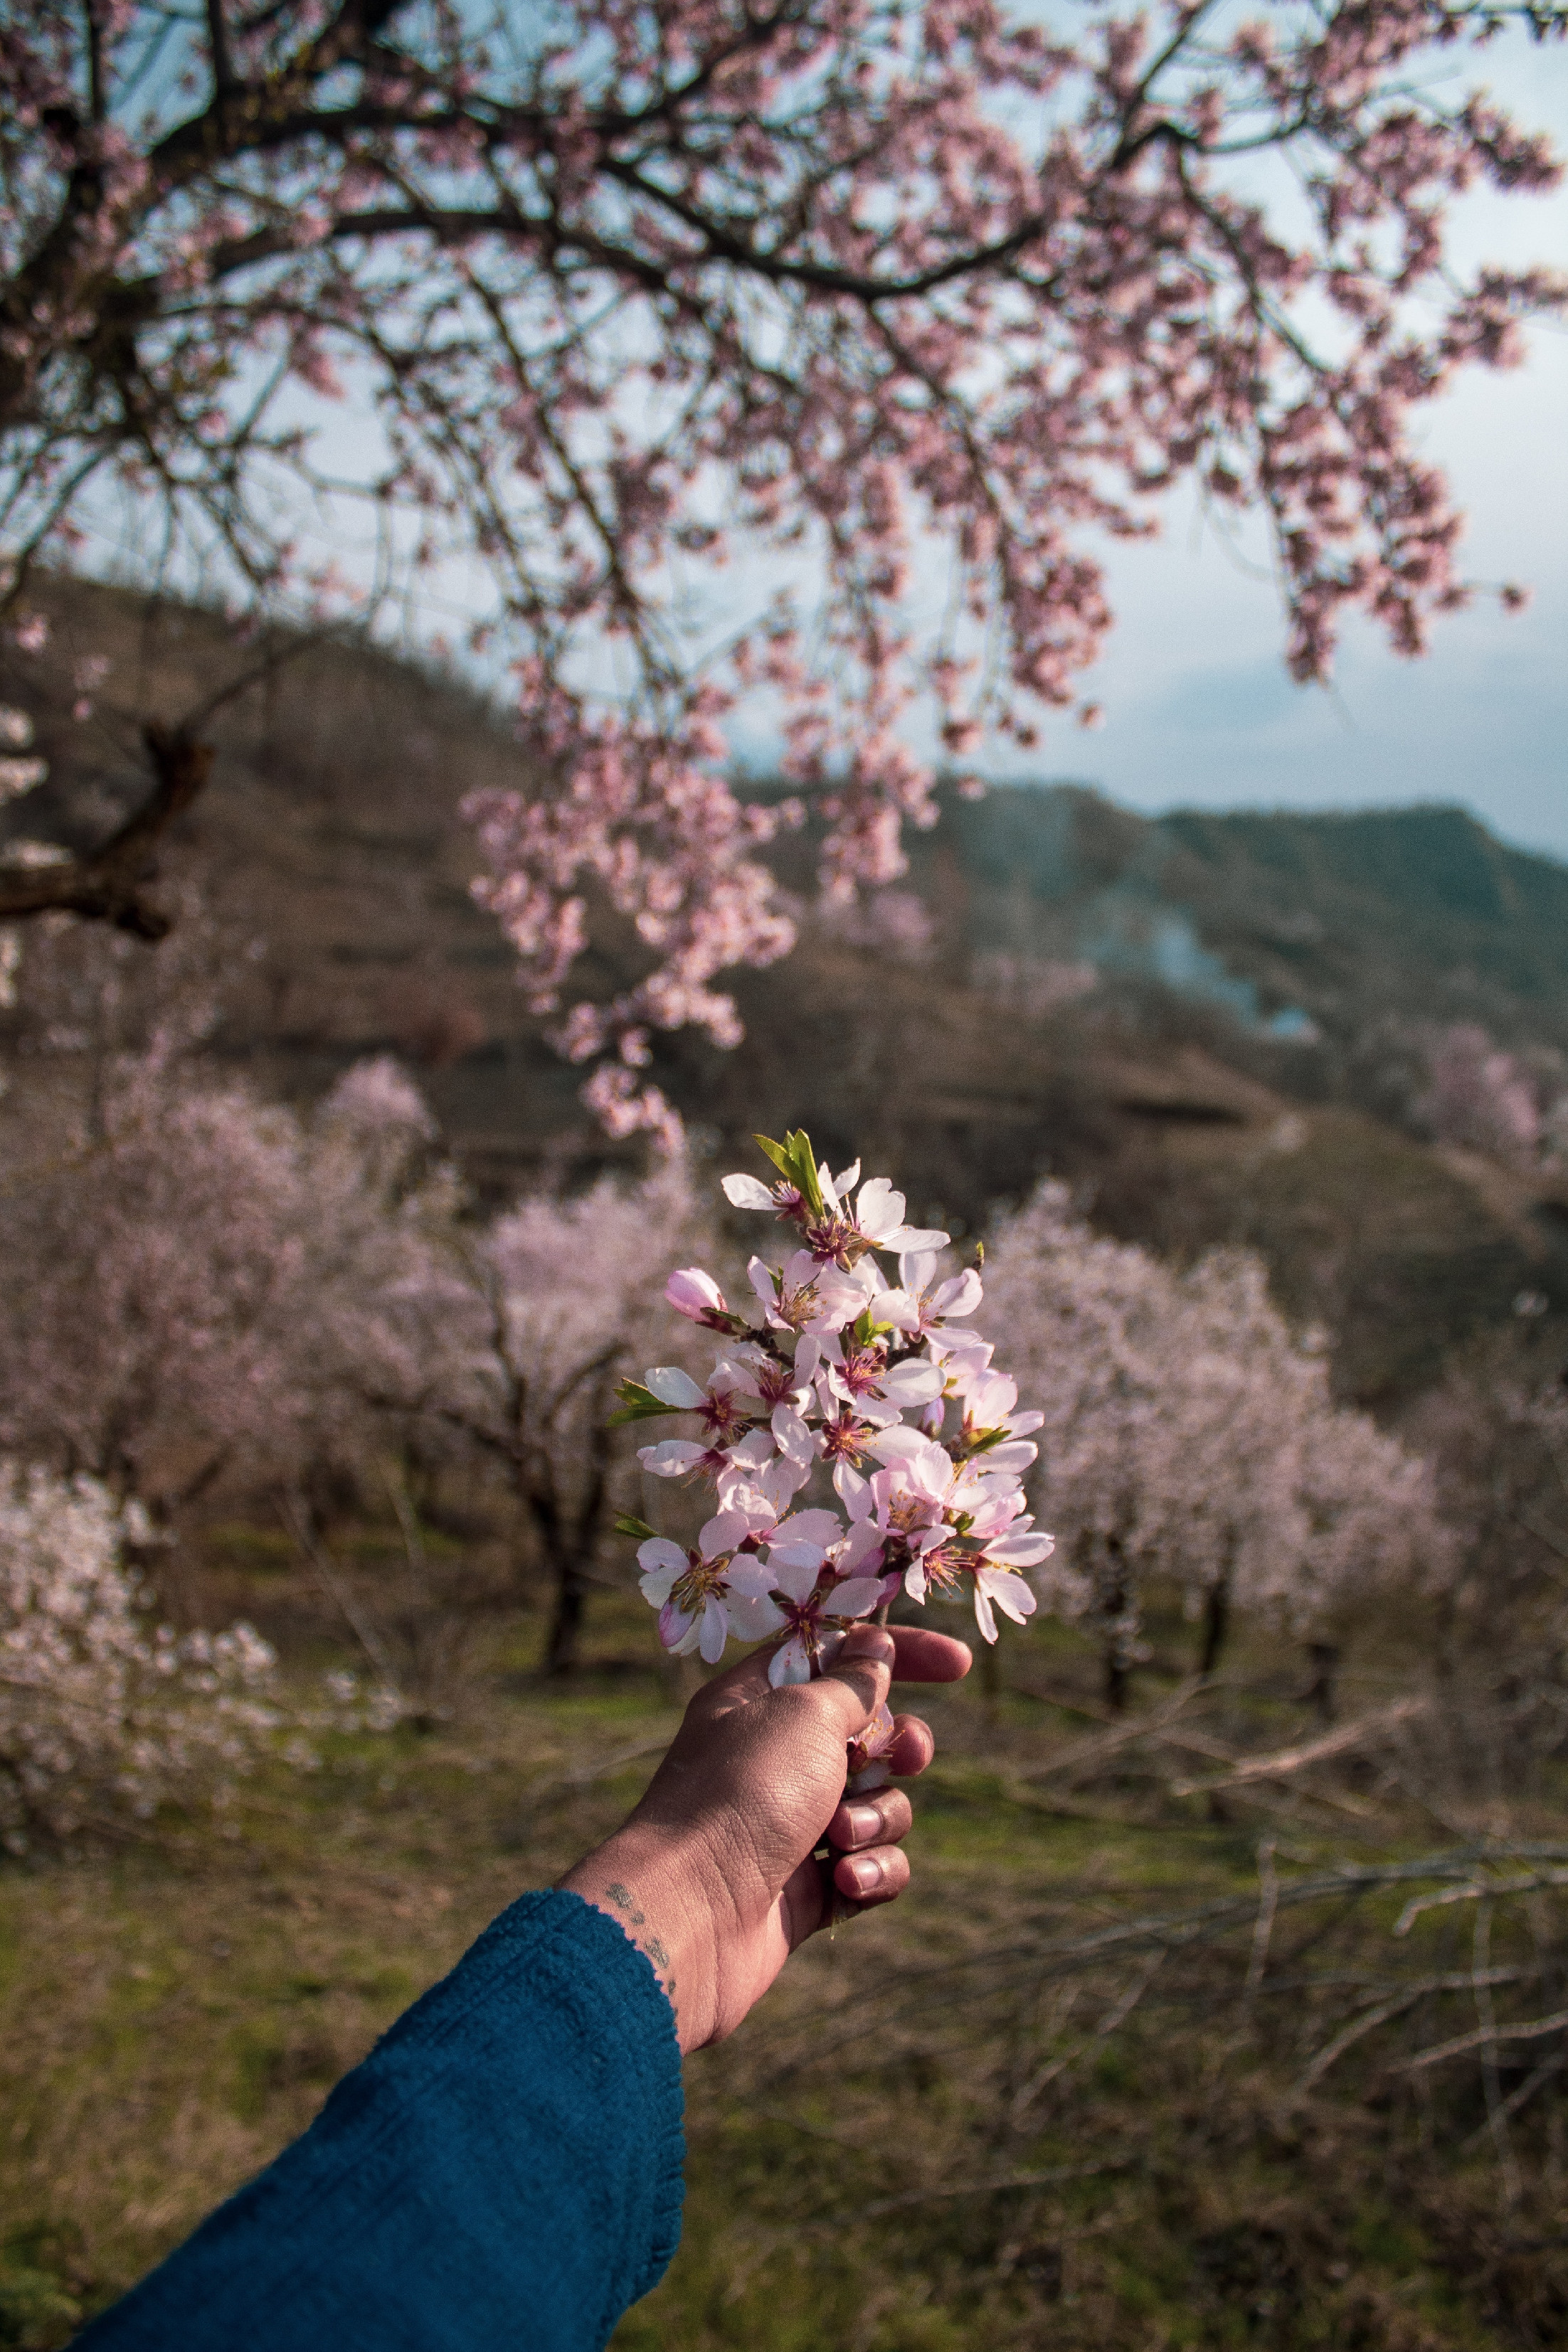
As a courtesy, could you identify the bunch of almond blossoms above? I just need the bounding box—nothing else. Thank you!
[614,1133,1053,1764]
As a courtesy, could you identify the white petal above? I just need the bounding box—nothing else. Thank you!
[699,1596,730,1665]
[638,1562,680,1605]
[860,1171,907,1232]
[864,1424,937,1467]
[725,1589,785,1641]
[839,1520,886,1574]
[831,1457,867,1505]
[880,1359,945,1405]
[661,1600,701,1655]
[728,1427,775,1469]
[644,1365,706,1409]
[932,1268,982,1319]
[897,1249,938,1294]
[835,1462,872,1516]
[724,1173,780,1210]
[871,1286,921,1333]
[884,1224,950,1254]
[832,1160,861,1199]
[768,1635,812,1688]
[766,1550,822,1601]
[733,1454,810,1513]
[701,1508,751,1552]
[988,1532,1056,1567]
[825,1575,885,1618]
[772,1402,817,1466]
[856,1394,901,1428]
[772,1508,844,1547]
[980,1568,1037,1626]
[1007,1410,1045,1437]
[979,1441,1038,1473]
[967,1372,1018,1423]
[637,1439,706,1476]
[973,1584,999,1644]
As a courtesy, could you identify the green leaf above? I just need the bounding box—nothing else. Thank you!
[787,1129,827,1217]
[606,1379,681,1426]
[753,1131,795,1183]
[613,1513,660,1543]
[758,1126,826,1218]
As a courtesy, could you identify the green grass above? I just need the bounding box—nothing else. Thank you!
[4,1567,1568,2350]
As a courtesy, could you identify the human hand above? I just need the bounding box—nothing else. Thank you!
[558,1623,970,2052]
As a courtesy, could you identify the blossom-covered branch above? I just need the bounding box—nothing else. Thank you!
[619,1130,1052,1750]
[1,0,1562,1126]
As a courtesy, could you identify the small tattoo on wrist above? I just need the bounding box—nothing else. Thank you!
[600,1885,677,2023]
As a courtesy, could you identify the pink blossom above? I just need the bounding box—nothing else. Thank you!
[637,1506,780,1664]
[876,1251,983,1342]
[664,1266,736,1330]
[729,1546,889,1687]
[747,1249,872,1335]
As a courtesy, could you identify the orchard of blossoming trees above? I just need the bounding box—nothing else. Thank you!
[1,0,1564,1132]
[981,1183,1444,1706]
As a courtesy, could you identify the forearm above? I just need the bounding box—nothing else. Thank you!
[76,1892,684,2352]
[559,1821,721,2055]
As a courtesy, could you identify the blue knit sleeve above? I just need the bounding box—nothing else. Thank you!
[75,1890,684,2351]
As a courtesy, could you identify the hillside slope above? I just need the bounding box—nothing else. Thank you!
[4,574,1566,1403]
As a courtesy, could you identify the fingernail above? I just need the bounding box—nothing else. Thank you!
[842,1803,884,1842]
[842,1626,894,1663]
[844,1855,884,1897]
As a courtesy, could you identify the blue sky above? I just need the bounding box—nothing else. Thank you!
[1058,43,1568,862]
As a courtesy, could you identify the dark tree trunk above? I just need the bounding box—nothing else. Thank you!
[1199,1581,1230,1678]
[545,1556,587,1677]
[1100,1532,1132,1712]
[1304,1641,1341,1726]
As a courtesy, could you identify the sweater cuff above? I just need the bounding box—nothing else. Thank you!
[490,1888,687,2318]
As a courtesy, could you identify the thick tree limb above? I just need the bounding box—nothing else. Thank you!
[0,724,212,939]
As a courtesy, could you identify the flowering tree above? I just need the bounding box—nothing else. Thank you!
[369,1155,712,1673]
[1,0,1562,1130]
[0,1064,318,1507]
[615,1130,1052,1762]
[0,1459,278,1848]
[1416,1022,1542,1160]
[0,1028,454,1522]
[979,1183,1183,1703]
[983,1182,1441,1704]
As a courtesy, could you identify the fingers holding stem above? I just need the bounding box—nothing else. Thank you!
[815,1622,970,1923]
[825,1784,911,1909]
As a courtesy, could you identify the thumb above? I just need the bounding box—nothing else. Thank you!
[814,1623,895,1739]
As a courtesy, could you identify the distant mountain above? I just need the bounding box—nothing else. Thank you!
[6,575,1568,1405]
[909,784,1568,1059]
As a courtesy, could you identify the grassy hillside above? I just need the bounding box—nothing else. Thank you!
[5,573,1568,1402]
